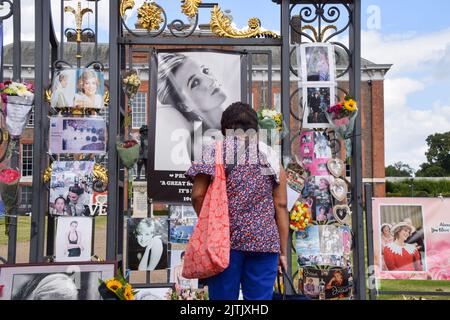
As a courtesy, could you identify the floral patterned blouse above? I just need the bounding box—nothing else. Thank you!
[185,137,281,253]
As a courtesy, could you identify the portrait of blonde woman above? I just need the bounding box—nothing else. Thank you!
[154,51,241,172]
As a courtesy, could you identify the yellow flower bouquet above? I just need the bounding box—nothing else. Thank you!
[98,269,136,300]
[325,95,359,161]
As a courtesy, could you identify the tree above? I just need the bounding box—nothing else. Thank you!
[415,164,447,177]
[415,132,450,177]
[385,162,414,177]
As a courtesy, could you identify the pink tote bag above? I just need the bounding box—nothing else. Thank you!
[182,141,230,279]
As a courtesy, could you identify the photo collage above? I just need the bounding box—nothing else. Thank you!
[47,67,108,265]
[292,42,354,299]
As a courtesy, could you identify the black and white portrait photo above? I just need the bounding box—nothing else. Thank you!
[0,263,115,300]
[153,50,243,172]
[54,217,93,262]
[303,86,334,129]
[127,217,169,271]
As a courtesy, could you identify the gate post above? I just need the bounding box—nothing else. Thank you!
[349,0,366,300]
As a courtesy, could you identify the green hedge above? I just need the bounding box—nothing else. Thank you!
[386,179,450,197]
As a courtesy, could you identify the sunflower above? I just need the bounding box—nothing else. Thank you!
[123,284,134,300]
[106,279,122,293]
[343,99,357,112]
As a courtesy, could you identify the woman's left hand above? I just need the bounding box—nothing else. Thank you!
[278,255,288,274]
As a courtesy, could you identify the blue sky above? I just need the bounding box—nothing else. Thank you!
[3,0,450,171]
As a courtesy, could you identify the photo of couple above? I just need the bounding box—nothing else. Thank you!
[49,161,95,217]
[51,68,105,109]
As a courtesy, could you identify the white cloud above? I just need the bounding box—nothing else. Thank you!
[362,28,450,75]
[362,28,450,172]
[384,78,450,170]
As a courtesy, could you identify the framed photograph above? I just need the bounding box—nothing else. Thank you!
[148,49,247,203]
[54,217,93,262]
[299,43,336,82]
[302,85,335,129]
[51,68,105,109]
[49,161,95,217]
[127,217,169,271]
[0,262,115,300]
[49,116,107,154]
[378,204,426,273]
[133,286,173,300]
[169,250,198,289]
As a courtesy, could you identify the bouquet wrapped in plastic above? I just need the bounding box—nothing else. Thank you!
[257,108,288,147]
[0,81,34,138]
[326,96,358,161]
[116,140,140,169]
[0,167,20,214]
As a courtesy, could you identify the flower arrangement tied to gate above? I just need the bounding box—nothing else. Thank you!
[326,95,357,126]
[325,95,358,161]
[257,108,283,131]
[122,70,141,127]
[0,81,35,138]
[116,139,140,169]
[290,200,312,231]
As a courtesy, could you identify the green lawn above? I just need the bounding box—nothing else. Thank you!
[0,217,32,246]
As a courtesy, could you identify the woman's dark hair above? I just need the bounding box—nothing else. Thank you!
[181,251,185,259]
[221,102,258,136]
[68,185,84,196]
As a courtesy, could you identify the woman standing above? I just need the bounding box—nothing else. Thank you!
[185,102,289,300]
[65,221,84,257]
[383,222,423,271]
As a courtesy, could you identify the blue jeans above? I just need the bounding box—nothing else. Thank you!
[207,249,279,300]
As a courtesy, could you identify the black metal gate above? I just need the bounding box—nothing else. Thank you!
[1,0,367,300]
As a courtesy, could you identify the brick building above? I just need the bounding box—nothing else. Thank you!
[2,37,390,213]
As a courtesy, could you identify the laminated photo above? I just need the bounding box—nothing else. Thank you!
[54,217,93,262]
[51,68,105,109]
[169,250,198,289]
[170,216,197,244]
[49,161,95,217]
[302,86,335,129]
[49,117,107,154]
[127,217,169,271]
